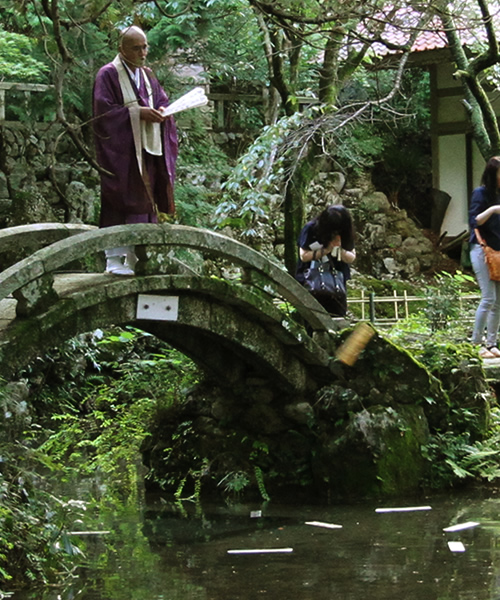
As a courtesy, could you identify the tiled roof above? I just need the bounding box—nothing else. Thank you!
[363,4,500,58]
[411,29,448,53]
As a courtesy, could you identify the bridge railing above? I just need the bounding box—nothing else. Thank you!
[0,223,97,271]
[0,223,343,337]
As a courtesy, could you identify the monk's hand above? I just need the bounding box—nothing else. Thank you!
[139,107,166,123]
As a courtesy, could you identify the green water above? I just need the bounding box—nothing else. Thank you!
[10,489,500,600]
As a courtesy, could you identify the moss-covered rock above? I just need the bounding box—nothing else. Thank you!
[313,404,429,498]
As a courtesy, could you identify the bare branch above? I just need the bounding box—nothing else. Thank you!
[279,50,413,185]
[151,0,194,19]
[41,0,72,64]
[468,0,500,73]
[250,0,369,27]
[62,1,114,28]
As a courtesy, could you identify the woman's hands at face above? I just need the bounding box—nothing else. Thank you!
[326,235,341,251]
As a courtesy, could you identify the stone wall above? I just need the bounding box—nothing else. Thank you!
[347,189,439,279]
[269,173,445,281]
[0,122,99,227]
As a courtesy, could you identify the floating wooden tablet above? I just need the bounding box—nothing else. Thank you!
[375,505,432,513]
[443,521,479,532]
[227,548,293,555]
[305,521,343,529]
[335,322,376,366]
[448,541,466,552]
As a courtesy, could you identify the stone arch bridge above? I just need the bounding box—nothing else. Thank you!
[0,223,346,394]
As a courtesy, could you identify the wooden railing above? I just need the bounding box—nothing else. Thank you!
[348,290,480,325]
[0,82,54,122]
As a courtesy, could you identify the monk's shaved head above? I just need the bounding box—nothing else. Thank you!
[119,26,146,45]
[119,26,148,71]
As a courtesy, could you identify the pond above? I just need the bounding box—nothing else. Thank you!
[9,488,500,600]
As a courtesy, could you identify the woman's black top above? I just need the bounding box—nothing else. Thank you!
[469,186,500,250]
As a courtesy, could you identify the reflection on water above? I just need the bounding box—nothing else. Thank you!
[10,489,500,600]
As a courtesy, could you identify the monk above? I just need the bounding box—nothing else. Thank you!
[93,25,178,275]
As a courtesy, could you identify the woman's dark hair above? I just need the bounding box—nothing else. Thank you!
[313,204,355,250]
[481,156,500,202]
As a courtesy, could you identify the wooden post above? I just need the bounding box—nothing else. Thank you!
[369,292,375,322]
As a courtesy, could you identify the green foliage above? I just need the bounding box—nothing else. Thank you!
[38,394,156,500]
[335,120,386,172]
[422,271,475,332]
[174,184,216,227]
[0,431,88,587]
[384,289,499,490]
[0,29,49,81]
[253,465,270,502]
[380,270,477,339]
[423,419,500,488]
[0,328,201,588]
[149,1,267,83]
[174,109,231,228]
[213,111,303,235]
[217,470,250,496]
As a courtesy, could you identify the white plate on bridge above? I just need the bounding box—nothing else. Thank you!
[136,294,179,321]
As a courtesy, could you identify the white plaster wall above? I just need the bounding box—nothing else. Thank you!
[433,63,500,237]
[439,134,468,237]
[436,62,457,88]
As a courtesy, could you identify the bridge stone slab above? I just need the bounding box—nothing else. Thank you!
[13,272,58,317]
[0,274,330,393]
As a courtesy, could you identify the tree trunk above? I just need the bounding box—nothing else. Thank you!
[441,6,500,159]
[283,143,325,274]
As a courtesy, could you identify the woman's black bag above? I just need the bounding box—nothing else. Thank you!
[303,259,347,316]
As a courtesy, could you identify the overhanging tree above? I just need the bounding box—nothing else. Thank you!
[221,0,434,272]
[431,0,500,159]
[219,0,500,272]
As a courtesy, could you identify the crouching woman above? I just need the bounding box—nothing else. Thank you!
[295,204,356,317]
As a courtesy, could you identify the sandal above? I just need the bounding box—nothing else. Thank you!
[479,346,496,359]
[487,346,500,358]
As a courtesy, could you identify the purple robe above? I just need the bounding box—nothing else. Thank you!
[93,60,178,226]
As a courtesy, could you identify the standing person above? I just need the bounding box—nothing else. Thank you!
[93,25,178,275]
[295,204,356,316]
[469,156,500,358]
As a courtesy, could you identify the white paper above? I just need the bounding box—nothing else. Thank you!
[330,246,341,259]
[443,521,479,532]
[69,531,111,535]
[159,86,208,117]
[227,548,293,554]
[375,506,432,513]
[448,541,466,552]
[305,521,343,529]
